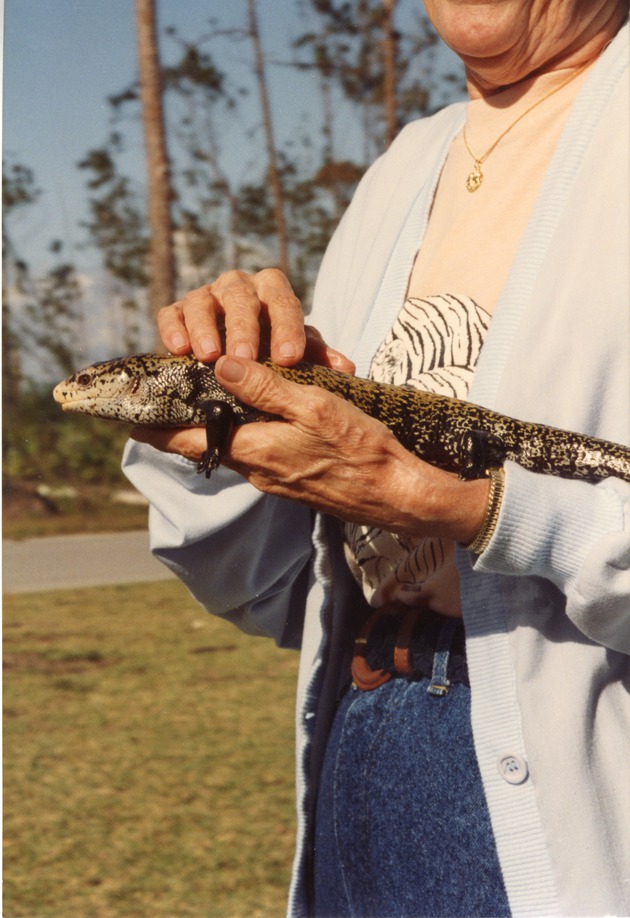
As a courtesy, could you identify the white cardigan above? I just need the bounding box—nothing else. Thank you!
[123,24,629,918]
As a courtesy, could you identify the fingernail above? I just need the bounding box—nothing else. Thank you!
[218,357,246,383]
[172,333,187,351]
[328,351,355,373]
[200,336,219,358]
[234,343,254,359]
[278,341,297,359]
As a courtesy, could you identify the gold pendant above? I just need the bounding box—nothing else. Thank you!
[466,163,484,193]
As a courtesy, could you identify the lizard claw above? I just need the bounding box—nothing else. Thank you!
[197,449,221,478]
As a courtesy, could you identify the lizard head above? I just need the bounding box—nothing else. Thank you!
[52,353,217,426]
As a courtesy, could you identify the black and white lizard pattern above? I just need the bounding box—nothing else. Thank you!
[54,332,630,486]
[344,294,491,610]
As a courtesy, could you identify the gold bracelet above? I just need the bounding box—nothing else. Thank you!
[462,467,505,555]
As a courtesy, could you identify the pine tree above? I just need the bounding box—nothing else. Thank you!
[136,0,175,343]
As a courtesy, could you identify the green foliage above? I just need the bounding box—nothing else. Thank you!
[2,159,41,408]
[162,41,227,99]
[236,180,276,239]
[2,160,40,213]
[4,385,130,486]
[3,164,95,477]
[163,31,247,274]
[22,252,85,379]
[294,0,440,151]
[77,142,149,289]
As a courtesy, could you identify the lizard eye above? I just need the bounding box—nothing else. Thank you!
[76,373,92,387]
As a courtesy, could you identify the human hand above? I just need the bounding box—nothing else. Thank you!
[132,357,489,544]
[157,268,353,372]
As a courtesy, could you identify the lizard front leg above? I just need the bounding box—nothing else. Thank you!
[197,401,236,478]
[458,430,508,480]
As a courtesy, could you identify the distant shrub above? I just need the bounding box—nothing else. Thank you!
[4,385,131,486]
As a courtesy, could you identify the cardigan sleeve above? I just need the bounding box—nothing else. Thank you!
[475,462,630,653]
[122,439,313,649]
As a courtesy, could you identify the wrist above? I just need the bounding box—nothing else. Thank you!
[390,453,492,543]
[443,475,493,545]
[460,467,505,554]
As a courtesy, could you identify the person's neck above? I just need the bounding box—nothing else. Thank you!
[465,4,627,100]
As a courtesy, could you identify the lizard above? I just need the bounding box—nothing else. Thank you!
[53,352,630,484]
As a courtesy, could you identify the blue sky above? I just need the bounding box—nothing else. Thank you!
[3,1,324,272]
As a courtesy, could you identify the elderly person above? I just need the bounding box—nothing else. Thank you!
[124,1,630,915]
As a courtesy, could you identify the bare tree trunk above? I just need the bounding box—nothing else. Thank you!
[247,0,290,275]
[382,0,398,148]
[136,0,175,346]
[319,63,335,165]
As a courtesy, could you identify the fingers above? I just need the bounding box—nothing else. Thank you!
[130,426,207,464]
[251,269,305,364]
[215,356,293,414]
[158,283,231,362]
[213,268,306,364]
[157,301,193,356]
[210,271,263,360]
[157,269,306,364]
[157,289,222,361]
[304,326,356,374]
[156,265,357,379]
[215,355,334,427]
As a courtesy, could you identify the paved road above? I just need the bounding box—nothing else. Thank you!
[3,530,175,594]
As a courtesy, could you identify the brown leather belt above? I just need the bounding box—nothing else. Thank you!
[351,606,469,693]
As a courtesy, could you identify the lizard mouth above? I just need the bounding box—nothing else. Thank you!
[57,398,96,413]
[58,401,84,412]
[52,384,107,413]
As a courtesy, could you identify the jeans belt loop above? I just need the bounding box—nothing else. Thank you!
[427,617,461,697]
[351,607,468,694]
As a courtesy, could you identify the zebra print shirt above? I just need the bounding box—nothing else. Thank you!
[343,293,491,615]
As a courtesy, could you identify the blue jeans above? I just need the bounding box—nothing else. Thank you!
[313,673,510,917]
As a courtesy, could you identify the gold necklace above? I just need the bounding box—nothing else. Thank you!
[463,60,591,193]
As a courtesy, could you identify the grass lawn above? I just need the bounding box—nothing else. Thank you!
[3,580,299,917]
